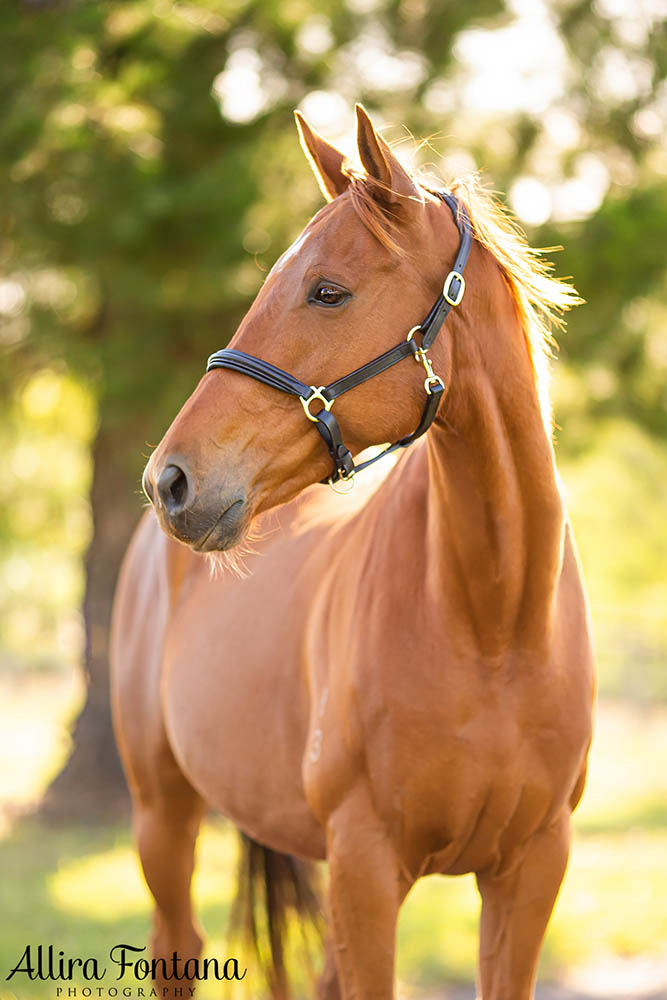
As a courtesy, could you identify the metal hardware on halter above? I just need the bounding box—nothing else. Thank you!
[328,468,356,494]
[424,374,445,394]
[419,354,444,395]
[204,191,473,492]
[407,328,445,397]
[443,270,465,307]
[300,386,333,423]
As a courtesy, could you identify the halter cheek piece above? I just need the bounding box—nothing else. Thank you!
[206,192,472,493]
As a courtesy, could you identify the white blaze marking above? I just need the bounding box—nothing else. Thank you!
[269,230,310,277]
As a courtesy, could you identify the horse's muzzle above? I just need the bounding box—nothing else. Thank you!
[144,458,248,551]
[191,498,247,552]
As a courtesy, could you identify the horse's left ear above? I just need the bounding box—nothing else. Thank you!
[355,104,422,207]
[295,111,350,202]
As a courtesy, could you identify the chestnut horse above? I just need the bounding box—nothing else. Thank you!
[111,105,595,1000]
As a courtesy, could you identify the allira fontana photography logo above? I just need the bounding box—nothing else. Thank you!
[5,944,247,997]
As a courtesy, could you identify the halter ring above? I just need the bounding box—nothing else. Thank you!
[328,469,356,494]
[300,386,333,423]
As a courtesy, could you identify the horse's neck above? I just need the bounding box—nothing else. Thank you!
[424,311,564,656]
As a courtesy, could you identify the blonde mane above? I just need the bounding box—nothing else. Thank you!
[342,162,582,427]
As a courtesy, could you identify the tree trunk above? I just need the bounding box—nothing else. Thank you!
[41,419,143,820]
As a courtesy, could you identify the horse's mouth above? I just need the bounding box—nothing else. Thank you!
[191,498,247,553]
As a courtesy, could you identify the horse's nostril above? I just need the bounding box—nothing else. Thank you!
[156,463,190,516]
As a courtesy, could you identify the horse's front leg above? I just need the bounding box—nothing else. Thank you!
[134,784,206,997]
[317,934,341,1000]
[475,809,571,1000]
[325,780,411,1000]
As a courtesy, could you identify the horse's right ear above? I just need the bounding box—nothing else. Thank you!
[295,111,350,202]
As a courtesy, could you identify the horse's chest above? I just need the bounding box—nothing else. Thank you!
[312,654,589,874]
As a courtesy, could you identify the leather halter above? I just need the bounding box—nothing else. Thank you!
[206,192,472,492]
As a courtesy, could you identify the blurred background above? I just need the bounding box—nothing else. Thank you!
[1,0,666,997]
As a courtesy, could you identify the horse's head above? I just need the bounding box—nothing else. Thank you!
[143,106,463,551]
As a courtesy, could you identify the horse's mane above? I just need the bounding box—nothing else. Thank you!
[341,161,582,427]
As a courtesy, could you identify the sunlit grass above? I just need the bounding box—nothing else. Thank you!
[3,816,667,998]
[397,829,667,990]
[1,675,667,998]
[48,822,240,924]
[398,876,480,987]
[49,842,150,921]
[550,833,667,965]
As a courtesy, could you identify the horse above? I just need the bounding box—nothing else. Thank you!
[110,104,595,1000]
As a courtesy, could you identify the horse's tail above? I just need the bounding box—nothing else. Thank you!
[231,831,324,1000]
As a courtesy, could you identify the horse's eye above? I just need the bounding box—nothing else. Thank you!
[311,283,349,307]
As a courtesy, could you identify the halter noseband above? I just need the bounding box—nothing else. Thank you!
[206,192,472,493]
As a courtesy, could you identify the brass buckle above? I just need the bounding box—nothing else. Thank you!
[328,468,355,494]
[299,386,333,423]
[443,270,465,306]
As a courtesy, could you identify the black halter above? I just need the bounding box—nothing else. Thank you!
[206,192,472,492]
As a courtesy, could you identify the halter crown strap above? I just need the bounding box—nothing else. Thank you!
[420,192,472,350]
[205,191,472,487]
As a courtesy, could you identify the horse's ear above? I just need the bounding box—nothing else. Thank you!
[355,103,421,206]
[294,111,350,202]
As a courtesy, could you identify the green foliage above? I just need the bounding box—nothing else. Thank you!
[0,0,505,436]
[560,418,667,701]
[547,188,667,442]
[1,0,664,437]
[1,0,665,692]
[0,0,504,678]
[0,371,94,671]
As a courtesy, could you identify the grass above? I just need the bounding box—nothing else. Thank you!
[1,677,667,999]
[0,820,239,1000]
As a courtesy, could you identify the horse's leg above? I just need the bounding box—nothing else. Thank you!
[133,773,206,996]
[325,781,410,1000]
[475,810,571,1000]
[112,518,206,993]
[317,935,341,1000]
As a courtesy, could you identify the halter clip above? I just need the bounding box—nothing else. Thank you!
[413,344,444,396]
[424,374,445,395]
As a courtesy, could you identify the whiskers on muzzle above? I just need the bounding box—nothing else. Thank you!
[204,516,276,580]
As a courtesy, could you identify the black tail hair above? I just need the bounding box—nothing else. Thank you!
[230,832,324,999]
